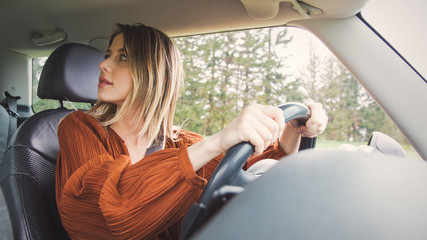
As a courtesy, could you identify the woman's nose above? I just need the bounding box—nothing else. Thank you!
[99,58,110,72]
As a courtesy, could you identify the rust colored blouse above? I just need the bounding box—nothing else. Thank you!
[56,111,287,239]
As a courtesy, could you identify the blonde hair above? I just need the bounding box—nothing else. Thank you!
[88,23,183,147]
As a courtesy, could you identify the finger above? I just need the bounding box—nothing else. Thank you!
[245,127,266,156]
[249,107,282,139]
[243,105,283,150]
[305,101,324,117]
[304,98,315,106]
[306,117,324,129]
[300,121,324,137]
[252,119,275,150]
[235,115,273,152]
[299,126,322,138]
[303,100,328,133]
[242,105,283,142]
[251,104,285,132]
[299,129,318,138]
[311,109,328,132]
[238,113,276,150]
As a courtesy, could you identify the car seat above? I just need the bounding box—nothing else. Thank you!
[0,43,103,240]
[0,105,9,158]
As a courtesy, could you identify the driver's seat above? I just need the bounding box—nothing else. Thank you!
[0,43,103,240]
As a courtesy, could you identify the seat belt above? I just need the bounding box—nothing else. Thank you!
[145,130,166,157]
[4,91,21,142]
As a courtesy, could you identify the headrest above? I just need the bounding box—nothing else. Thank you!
[37,43,104,103]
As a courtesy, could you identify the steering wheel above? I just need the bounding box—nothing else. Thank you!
[181,102,315,239]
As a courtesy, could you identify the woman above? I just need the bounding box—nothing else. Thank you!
[56,23,327,239]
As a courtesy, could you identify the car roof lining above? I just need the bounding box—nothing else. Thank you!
[0,0,368,57]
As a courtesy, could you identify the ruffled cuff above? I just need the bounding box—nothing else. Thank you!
[177,144,207,189]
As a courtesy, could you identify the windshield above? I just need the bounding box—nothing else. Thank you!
[362,0,427,80]
[32,25,421,159]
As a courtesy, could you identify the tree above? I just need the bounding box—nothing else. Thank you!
[174,27,293,135]
[259,28,292,106]
[318,55,362,141]
[174,26,407,146]
[359,96,409,144]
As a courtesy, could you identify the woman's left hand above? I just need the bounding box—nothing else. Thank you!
[279,99,328,154]
[298,99,328,138]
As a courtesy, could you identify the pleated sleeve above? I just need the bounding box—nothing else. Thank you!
[55,111,207,239]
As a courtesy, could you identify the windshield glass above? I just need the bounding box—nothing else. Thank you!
[362,0,427,79]
[32,26,421,159]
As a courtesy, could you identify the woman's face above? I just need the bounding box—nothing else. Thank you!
[98,33,133,107]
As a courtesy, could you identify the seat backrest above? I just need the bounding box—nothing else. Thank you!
[0,43,103,240]
[0,105,9,158]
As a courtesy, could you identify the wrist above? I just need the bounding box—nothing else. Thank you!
[204,133,225,157]
[187,133,224,171]
[279,122,301,155]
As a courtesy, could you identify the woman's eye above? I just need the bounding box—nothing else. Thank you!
[120,54,128,61]
[104,54,110,59]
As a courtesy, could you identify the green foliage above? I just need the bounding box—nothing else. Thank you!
[174,28,295,135]
[173,27,409,145]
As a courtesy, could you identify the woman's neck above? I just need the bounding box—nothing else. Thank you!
[110,111,149,163]
[111,105,141,138]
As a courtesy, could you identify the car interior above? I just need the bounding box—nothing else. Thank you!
[0,0,426,239]
[0,43,103,239]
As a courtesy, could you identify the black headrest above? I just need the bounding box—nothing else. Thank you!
[37,43,104,103]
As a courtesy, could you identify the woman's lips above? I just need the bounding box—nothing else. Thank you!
[98,77,113,87]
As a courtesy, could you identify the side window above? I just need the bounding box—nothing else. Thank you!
[32,58,91,113]
[173,26,420,159]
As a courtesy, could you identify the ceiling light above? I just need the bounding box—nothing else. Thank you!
[31,28,67,46]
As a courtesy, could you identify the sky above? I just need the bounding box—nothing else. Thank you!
[276,0,427,82]
[275,27,333,82]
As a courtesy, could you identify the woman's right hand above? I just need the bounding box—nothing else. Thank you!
[188,104,285,171]
[214,103,285,156]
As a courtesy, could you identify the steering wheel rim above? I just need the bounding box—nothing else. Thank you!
[181,102,314,239]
